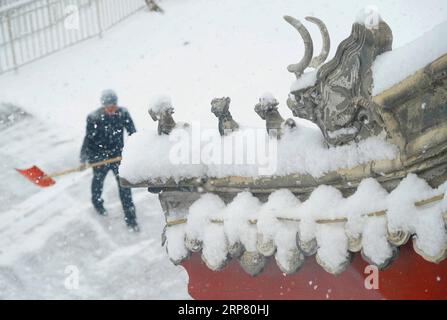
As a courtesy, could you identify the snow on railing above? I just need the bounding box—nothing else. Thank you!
[0,0,27,8]
[0,0,145,74]
[163,174,447,275]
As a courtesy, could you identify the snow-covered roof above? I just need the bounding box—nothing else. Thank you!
[290,70,318,92]
[372,21,447,95]
[119,125,396,184]
[165,175,447,275]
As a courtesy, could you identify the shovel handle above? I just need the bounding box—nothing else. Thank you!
[48,157,123,178]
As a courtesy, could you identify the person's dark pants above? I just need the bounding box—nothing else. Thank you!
[91,163,137,226]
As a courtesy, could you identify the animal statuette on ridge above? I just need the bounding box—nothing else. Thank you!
[148,97,188,135]
[254,94,296,138]
[211,97,240,136]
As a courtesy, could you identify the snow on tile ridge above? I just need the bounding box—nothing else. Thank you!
[120,125,397,183]
[223,192,261,253]
[149,94,173,113]
[355,6,383,29]
[372,21,447,95]
[290,70,318,92]
[258,93,279,107]
[164,175,447,275]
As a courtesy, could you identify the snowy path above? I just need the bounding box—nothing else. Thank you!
[0,108,189,299]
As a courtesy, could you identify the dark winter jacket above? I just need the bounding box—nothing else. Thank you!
[80,107,136,163]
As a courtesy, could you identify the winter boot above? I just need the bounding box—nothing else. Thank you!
[95,206,108,217]
[127,220,140,233]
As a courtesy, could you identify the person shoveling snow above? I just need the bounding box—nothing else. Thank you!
[80,89,140,232]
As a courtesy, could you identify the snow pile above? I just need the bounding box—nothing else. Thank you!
[257,189,300,248]
[149,95,173,113]
[202,234,228,271]
[342,178,394,266]
[296,185,346,246]
[256,190,304,273]
[165,223,189,265]
[183,193,229,271]
[274,221,304,274]
[372,21,447,95]
[362,216,395,266]
[387,175,447,260]
[164,175,447,275]
[316,224,350,274]
[387,175,435,233]
[120,124,397,183]
[223,192,261,253]
[258,92,279,107]
[355,6,383,29]
[290,70,318,92]
[344,178,388,239]
[202,222,228,270]
[120,126,207,183]
[185,194,224,245]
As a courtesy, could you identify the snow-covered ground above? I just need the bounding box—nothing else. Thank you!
[0,106,189,299]
[0,0,446,299]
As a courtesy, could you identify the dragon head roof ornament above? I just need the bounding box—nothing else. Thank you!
[286,15,393,146]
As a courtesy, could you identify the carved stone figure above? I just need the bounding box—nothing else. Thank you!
[211,97,239,136]
[285,15,393,146]
[148,104,177,135]
[254,94,296,137]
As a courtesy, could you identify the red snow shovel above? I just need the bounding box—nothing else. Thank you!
[15,156,122,188]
